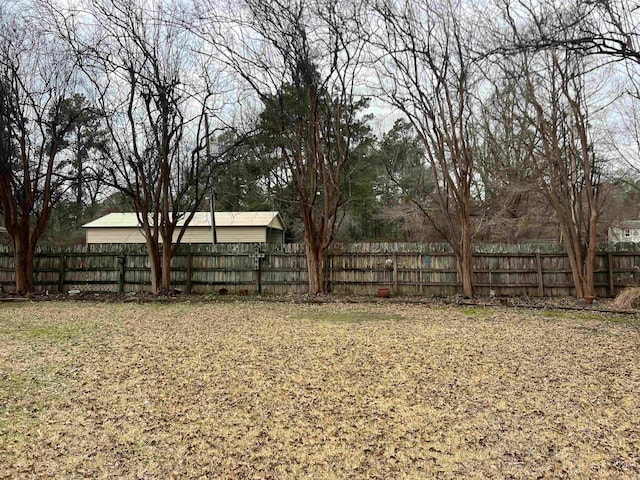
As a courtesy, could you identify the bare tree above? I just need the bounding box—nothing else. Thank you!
[47,0,229,293]
[369,0,482,296]
[488,2,608,297]
[196,0,368,294]
[506,47,603,297]
[474,75,557,243]
[0,7,80,295]
[534,52,601,297]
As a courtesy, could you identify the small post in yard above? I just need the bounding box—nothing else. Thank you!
[58,253,66,293]
[117,255,126,293]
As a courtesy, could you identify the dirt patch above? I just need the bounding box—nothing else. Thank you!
[1,302,640,478]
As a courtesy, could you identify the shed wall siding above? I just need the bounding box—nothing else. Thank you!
[87,227,146,244]
[178,227,214,243]
[86,226,268,244]
[217,227,266,243]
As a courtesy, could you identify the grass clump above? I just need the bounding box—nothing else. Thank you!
[612,287,640,310]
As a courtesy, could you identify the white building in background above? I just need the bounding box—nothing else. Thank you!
[82,211,286,245]
[608,220,640,243]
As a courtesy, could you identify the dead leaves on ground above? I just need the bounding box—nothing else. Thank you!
[1,302,640,478]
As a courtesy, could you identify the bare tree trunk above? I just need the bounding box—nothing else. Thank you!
[561,222,586,298]
[305,237,327,295]
[13,231,34,295]
[306,243,321,295]
[161,239,172,293]
[145,237,162,294]
[561,212,598,298]
[459,208,474,297]
[585,210,598,296]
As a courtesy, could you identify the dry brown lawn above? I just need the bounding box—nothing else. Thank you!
[1,301,640,479]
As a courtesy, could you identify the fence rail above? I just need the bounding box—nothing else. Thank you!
[1,243,639,297]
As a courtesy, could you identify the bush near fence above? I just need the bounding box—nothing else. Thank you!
[0,242,639,297]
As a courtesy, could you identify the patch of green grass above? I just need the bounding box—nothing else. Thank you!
[600,316,640,328]
[0,365,70,410]
[0,369,41,396]
[0,416,31,451]
[540,310,619,322]
[0,307,108,455]
[460,307,494,318]
[0,367,63,451]
[296,311,404,323]
[0,319,99,344]
[535,310,640,332]
[422,305,496,318]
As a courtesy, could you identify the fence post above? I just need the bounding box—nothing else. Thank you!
[536,252,544,297]
[58,253,65,293]
[419,254,423,294]
[118,255,126,293]
[327,252,333,293]
[256,262,261,293]
[186,253,193,294]
[608,252,615,297]
[250,245,265,294]
[393,252,398,292]
[488,257,493,290]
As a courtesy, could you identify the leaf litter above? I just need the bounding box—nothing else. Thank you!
[1,301,639,479]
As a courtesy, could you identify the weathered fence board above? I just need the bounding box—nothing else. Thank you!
[1,243,640,297]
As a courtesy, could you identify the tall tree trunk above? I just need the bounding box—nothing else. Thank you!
[75,127,83,217]
[161,239,172,293]
[564,246,585,298]
[146,239,162,294]
[305,237,327,295]
[559,219,588,298]
[562,216,599,298]
[457,186,475,297]
[459,217,474,298]
[584,209,599,297]
[13,231,34,295]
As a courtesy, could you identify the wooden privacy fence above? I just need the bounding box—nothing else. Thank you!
[1,243,640,297]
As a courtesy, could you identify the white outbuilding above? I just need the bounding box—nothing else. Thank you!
[82,211,285,245]
[608,220,640,244]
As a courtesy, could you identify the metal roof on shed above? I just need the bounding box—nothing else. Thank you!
[82,212,284,230]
